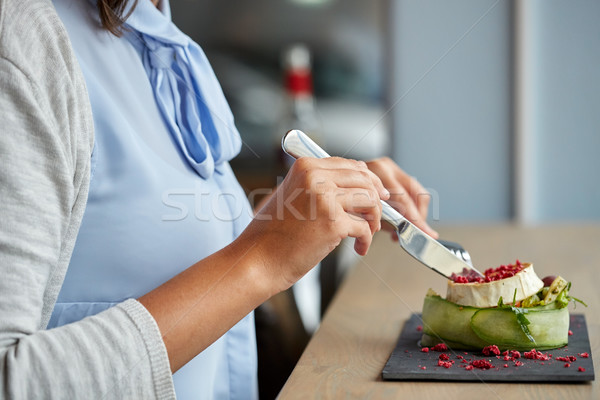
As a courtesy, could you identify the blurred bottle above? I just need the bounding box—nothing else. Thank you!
[277,43,324,170]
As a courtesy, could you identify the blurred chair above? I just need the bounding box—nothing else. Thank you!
[254,249,341,399]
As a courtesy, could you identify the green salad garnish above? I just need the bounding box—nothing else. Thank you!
[497,279,586,343]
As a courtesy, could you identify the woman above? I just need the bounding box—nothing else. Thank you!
[0,0,434,398]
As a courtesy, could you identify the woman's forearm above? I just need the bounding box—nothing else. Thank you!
[140,156,388,372]
[138,237,272,372]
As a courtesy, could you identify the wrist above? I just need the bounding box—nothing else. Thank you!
[226,229,283,301]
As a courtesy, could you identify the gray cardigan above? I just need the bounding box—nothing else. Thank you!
[0,0,175,397]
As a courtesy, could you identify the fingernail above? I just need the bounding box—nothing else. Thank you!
[382,188,390,199]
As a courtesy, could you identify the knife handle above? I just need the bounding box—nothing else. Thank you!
[281,129,331,159]
[281,129,408,230]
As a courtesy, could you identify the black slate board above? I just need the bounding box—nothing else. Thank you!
[382,313,594,382]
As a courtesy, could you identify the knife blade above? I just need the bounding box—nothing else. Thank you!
[281,129,484,280]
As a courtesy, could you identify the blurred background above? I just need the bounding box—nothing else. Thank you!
[173,0,600,224]
[171,0,599,397]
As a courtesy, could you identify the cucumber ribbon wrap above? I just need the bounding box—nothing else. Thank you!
[421,290,571,351]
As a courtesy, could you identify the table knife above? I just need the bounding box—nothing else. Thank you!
[281,129,484,280]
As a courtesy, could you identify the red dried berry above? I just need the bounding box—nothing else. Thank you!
[523,350,537,359]
[578,352,590,358]
[482,345,501,356]
[465,365,474,371]
[452,260,525,283]
[503,364,509,368]
[471,359,493,369]
[439,353,450,361]
[564,363,571,368]
[416,325,423,332]
[431,343,448,352]
[578,367,586,372]
[556,355,577,362]
[421,347,429,353]
[437,360,453,369]
[568,330,574,336]
[514,360,523,367]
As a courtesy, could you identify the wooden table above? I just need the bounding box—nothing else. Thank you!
[278,224,599,399]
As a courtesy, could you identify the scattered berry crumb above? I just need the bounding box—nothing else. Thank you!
[514,361,523,367]
[568,330,573,336]
[503,364,509,368]
[437,360,453,369]
[482,345,500,356]
[465,365,474,371]
[523,349,550,361]
[578,367,586,372]
[556,356,577,362]
[470,359,493,370]
[564,363,571,368]
[439,353,450,361]
[510,350,521,359]
[578,352,590,358]
[431,343,448,352]
[523,350,536,359]
[451,260,524,283]
[421,347,429,353]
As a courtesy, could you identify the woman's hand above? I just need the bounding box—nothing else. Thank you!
[241,157,390,293]
[365,157,438,239]
[140,156,390,370]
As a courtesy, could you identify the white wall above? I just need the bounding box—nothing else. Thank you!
[172,0,600,223]
[520,0,600,222]
[389,0,513,222]
[388,0,600,223]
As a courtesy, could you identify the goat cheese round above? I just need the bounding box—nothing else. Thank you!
[446,263,543,308]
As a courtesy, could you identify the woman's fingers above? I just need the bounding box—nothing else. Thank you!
[299,159,384,236]
[335,188,382,234]
[299,157,390,200]
[366,157,438,239]
[341,215,373,256]
[249,156,394,292]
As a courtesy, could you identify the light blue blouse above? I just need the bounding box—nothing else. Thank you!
[50,1,258,399]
